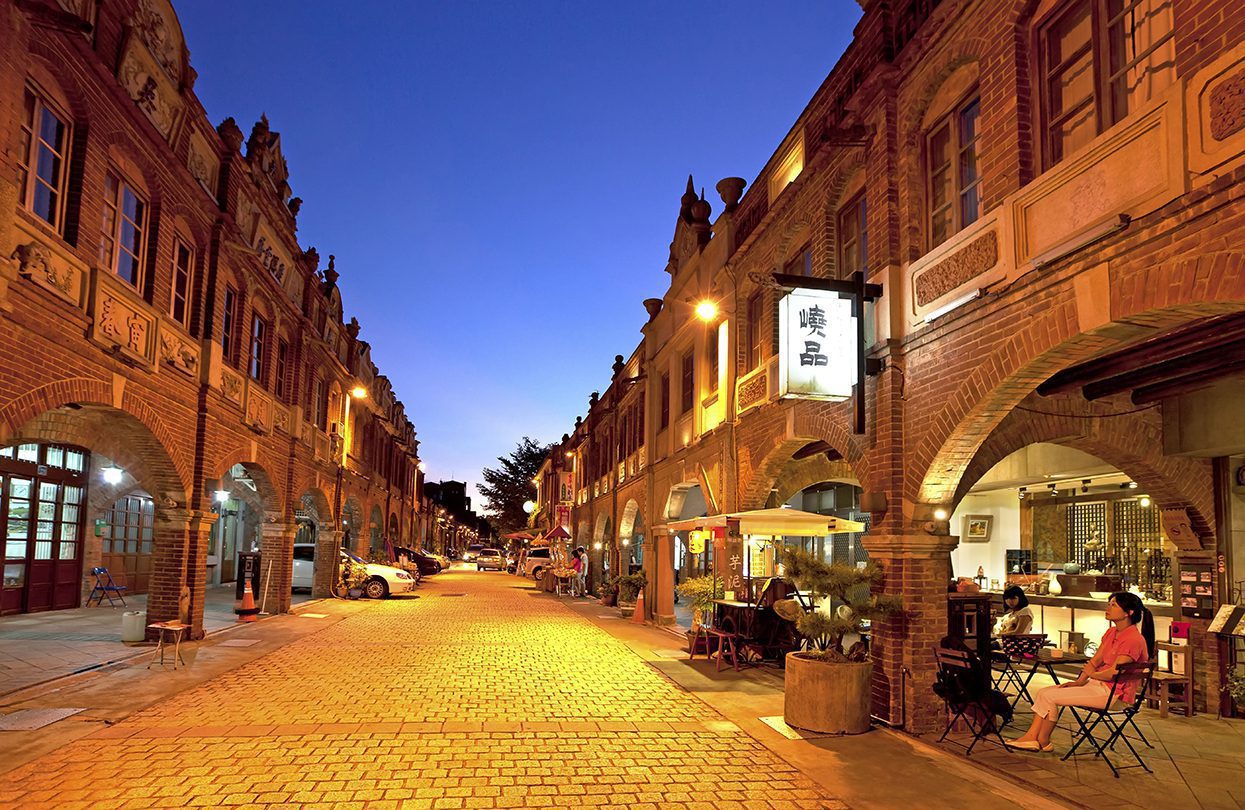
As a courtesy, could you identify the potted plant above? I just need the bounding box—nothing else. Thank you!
[676,574,723,629]
[339,556,370,599]
[1223,667,1245,716]
[613,571,647,618]
[780,546,903,734]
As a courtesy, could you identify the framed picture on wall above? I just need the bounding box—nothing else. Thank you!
[963,515,992,543]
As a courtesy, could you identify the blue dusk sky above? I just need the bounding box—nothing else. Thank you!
[177,1,861,508]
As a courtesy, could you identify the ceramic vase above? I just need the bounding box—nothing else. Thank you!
[1048,574,1063,596]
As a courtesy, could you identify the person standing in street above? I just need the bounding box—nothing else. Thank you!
[569,548,584,596]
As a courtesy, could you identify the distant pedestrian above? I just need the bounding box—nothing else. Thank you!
[575,546,589,596]
[569,547,585,597]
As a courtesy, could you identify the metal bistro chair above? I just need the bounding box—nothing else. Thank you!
[1062,661,1157,778]
[86,567,127,607]
[934,646,1012,756]
[991,633,1049,711]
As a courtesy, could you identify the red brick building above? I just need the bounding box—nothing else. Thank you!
[552,0,1245,731]
[0,0,423,634]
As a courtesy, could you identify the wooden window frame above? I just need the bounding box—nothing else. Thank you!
[746,291,764,371]
[18,84,71,233]
[1036,0,1175,171]
[249,313,268,384]
[837,191,868,277]
[680,350,694,415]
[924,90,982,250]
[706,324,720,394]
[275,338,290,403]
[220,286,239,366]
[99,169,148,290]
[170,238,194,328]
[659,372,671,431]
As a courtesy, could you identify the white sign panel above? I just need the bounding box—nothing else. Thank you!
[778,288,855,400]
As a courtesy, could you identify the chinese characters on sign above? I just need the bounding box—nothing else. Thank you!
[778,288,855,400]
[687,530,705,555]
[723,518,744,598]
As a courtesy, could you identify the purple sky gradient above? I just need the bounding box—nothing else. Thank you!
[177,1,861,504]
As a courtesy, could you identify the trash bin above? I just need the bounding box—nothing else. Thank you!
[121,610,146,642]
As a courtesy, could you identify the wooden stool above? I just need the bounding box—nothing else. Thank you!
[688,624,713,659]
[1148,641,1194,717]
[147,621,188,670]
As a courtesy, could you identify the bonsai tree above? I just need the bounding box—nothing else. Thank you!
[612,570,647,604]
[781,546,903,662]
[675,575,723,627]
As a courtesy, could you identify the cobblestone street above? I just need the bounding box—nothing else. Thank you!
[1,570,845,809]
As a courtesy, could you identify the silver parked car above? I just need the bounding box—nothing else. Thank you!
[476,548,506,571]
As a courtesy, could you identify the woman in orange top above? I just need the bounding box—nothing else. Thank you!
[1010,591,1154,752]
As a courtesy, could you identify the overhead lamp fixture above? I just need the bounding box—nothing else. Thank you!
[1139,495,1152,508]
[694,300,719,321]
[933,508,948,521]
[350,385,368,399]
[1048,483,1058,497]
[101,466,124,485]
[564,451,574,459]
[213,489,231,504]
[622,539,630,546]
[923,289,983,324]
[1128,481,1139,489]
[593,541,602,550]
[522,500,535,514]
[1018,486,1027,501]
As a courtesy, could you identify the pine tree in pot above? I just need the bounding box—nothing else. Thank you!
[780,546,903,734]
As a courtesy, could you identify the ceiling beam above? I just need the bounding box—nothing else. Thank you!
[1083,338,1245,400]
[1131,358,1245,405]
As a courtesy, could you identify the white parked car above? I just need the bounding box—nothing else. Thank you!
[291,544,416,598]
[462,543,485,562]
[476,548,505,571]
[522,547,553,580]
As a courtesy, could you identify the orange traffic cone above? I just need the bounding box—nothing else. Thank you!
[631,588,646,624]
[235,579,259,623]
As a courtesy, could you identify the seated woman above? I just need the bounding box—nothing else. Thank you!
[994,586,1034,636]
[1010,591,1154,752]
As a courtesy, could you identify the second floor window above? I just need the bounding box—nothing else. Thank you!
[783,243,812,277]
[746,291,765,371]
[220,286,238,364]
[927,94,982,249]
[275,338,290,402]
[1040,0,1174,169]
[170,240,193,328]
[249,314,268,383]
[312,377,328,431]
[100,171,147,289]
[19,87,70,231]
[838,192,868,276]
[659,372,670,430]
[706,325,720,393]
[680,351,694,414]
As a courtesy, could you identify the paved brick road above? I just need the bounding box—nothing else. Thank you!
[1,569,846,809]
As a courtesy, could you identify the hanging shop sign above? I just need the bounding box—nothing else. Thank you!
[687,530,706,555]
[778,288,856,400]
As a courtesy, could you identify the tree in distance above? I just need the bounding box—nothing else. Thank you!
[478,436,550,534]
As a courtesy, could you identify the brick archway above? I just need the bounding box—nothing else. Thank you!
[912,251,1245,509]
[618,499,643,541]
[213,456,285,519]
[773,455,861,507]
[952,395,1216,544]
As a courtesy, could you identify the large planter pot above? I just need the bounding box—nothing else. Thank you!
[783,653,872,735]
[618,602,636,619]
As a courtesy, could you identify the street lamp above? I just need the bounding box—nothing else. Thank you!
[101,465,124,485]
[694,300,719,321]
[522,500,535,515]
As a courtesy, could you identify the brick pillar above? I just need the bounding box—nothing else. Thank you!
[313,528,342,598]
[149,508,216,640]
[260,521,298,614]
[653,531,675,625]
[862,531,957,733]
[1172,550,1222,712]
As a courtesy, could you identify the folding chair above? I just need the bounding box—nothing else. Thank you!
[86,567,127,607]
[1061,661,1156,778]
[934,647,1012,755]
[991,633,1048,710]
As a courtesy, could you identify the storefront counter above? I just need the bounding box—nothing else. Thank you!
[986,591,1175,643]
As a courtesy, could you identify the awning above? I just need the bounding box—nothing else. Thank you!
[542,526,572,541]
[503,531,536,540]
[661,507,865,537]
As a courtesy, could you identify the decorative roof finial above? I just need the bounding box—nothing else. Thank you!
[324,254,339,286]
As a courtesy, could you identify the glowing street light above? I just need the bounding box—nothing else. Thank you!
[101,466,123,485]
[350,385,368,399]
[213,489,231,504]
[522,500,536,515]
[694,300,719,321]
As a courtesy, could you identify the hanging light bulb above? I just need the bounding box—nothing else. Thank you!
[101,466,123,485]
[1139,495,1152,508]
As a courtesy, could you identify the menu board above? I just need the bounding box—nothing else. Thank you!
[722,518,744,601]
[1177,561,1215,619]
[1208,603,1245,637]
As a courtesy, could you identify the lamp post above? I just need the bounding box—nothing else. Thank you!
[332,383,369,568]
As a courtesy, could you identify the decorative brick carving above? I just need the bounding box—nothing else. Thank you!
[1209,67,1245,141]
[914,231,998,307]
[220,368,243,404]
[738,369,769,410]
[158,327,199,376]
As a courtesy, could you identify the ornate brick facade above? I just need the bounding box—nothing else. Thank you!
[552,0,1245,731]
[0,0,422,633]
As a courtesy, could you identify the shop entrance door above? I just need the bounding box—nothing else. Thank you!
[0,443,88,615]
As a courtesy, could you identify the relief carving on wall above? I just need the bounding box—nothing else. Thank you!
[127,0,181,83]
[118,44,180,139]
[10,241,73,296]
[273,406,290,434]
[914,231,998,307]
[187,133,219,196]
[738,370,768,410]
[98,295,123,338]
[245,389,271,433]
[1209,67,1245,142]
[220,368,242,404]
[158,328,199,375]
